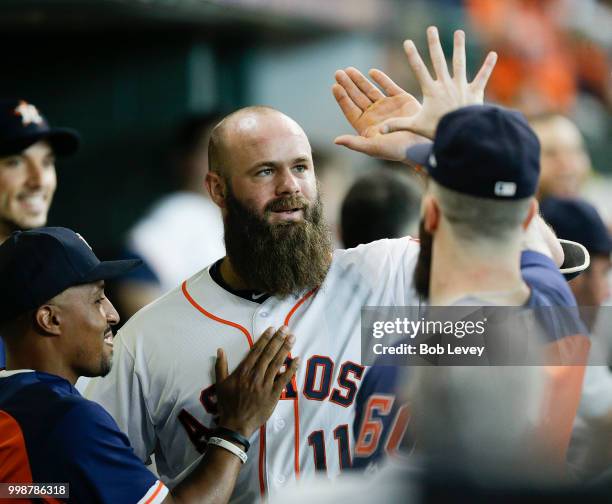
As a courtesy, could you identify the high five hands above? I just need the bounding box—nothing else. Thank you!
[333,26,497,163]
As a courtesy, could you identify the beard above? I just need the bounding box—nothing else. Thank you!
[75,343,113,379]
[223,185,333,298]
[414,219,433,299]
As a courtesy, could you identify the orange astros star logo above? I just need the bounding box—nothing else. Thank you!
[13,101,43,126]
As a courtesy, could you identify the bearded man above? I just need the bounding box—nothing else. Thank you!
[85,26,567,503]
[86,103,424,502]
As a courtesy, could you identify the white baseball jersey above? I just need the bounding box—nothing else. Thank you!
[85,237,420,502]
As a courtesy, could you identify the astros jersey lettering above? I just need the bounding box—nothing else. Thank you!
[86,237,421,501]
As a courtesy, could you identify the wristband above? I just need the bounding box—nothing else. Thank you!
[213,427,251,453]
[208,437,248,464]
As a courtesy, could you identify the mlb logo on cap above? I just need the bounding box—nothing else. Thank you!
[494,182,517,197]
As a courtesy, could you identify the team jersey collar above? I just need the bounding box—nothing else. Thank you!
[209,258,271,304]
[0,369,35,377]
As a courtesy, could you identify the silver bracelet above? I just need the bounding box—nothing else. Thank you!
[208,436,248,464]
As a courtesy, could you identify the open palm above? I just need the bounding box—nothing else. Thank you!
[333,27,498,162]
[378,27,497,139]
[333,67,426,162]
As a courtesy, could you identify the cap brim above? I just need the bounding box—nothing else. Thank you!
[82,259,142,283]
[45,128,80,156]
[405,141,434,168]
[0,128,80,157]
[559,239,590,281]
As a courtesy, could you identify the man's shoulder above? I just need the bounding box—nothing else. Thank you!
[0,371,79,409]
[334,236,420,263]
[0,374,114,445]
[123,267,217,328]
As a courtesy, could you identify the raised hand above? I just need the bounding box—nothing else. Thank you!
[378,27,497,139]
[215,326,299,438]
[333,66,426,161]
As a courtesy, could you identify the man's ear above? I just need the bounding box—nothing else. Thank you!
[522,198,538,230]
[206,171,227,210]
[423,195,441,234]
[34,305,62,336]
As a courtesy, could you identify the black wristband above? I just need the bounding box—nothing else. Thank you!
[213,427,250,453]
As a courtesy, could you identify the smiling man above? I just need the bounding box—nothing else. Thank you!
[207,106,332,298]
[0,227,299,504]
[87,106,381,501]
[84,28,498,502]
[0,99,79,369]
[0,99,78,241]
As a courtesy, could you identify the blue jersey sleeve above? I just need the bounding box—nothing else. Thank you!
[45,399,166,504]
[352,253,584,472]
[353,365,413,470]
[520,250,577,306]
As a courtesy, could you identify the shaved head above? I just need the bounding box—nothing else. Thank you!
[205,105,330,297]
[208,106,310,178]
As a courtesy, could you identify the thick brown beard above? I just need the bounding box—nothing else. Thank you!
[414,219,432,299]
[223,185,333,298]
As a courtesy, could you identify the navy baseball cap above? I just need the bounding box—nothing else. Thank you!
[0,99,80,157]
[408,105,591,278]
[541,197,612,259]
[406,105,539,200]
[0,227,140,324]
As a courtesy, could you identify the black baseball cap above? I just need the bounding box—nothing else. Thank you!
[406,105,540,200]
[0,227,140,324]
[0,99,80,157]
[541,196,612,259]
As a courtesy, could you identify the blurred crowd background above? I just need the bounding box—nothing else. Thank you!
[1,0,611,320]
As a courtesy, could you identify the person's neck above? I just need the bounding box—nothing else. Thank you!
[219,256,251,291]
[6,340,78,385]
[429,231,530,306]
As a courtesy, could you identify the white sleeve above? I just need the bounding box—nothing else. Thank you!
[334,237,421,305]
[85,329,157,463]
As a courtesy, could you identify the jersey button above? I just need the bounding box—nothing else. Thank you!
[274,474,286,485]
[260,311,269,318]
[273,418,286,431]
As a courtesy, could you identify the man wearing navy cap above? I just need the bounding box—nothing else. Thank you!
[332,28,590,478]
[0,226,298,503]
[0,99,80,369]
[541,197,612,480]
[541,197,612,331]
[350,104,590,474]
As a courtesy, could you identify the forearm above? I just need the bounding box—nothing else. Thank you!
[170,446,242,504]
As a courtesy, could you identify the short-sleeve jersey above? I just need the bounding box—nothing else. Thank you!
[86,237,421,502]
[0,370,168,504]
